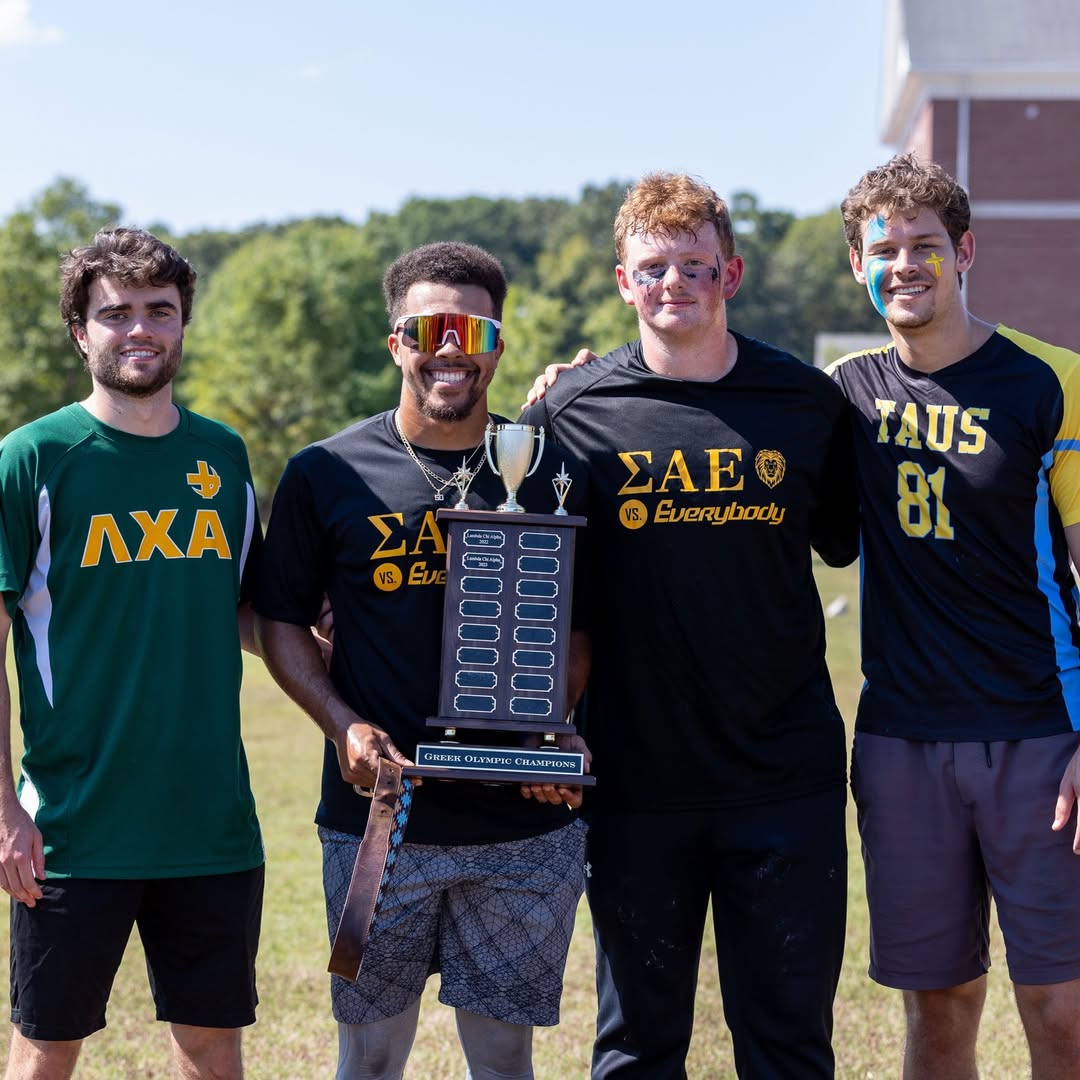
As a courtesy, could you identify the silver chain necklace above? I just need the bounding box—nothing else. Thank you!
[394,410,487,502]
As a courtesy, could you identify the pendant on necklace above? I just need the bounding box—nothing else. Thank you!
[434,492,444,502]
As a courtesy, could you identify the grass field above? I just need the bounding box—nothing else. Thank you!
[0,559,1033,1077]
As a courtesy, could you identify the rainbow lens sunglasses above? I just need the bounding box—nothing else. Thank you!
[394,312,501,354]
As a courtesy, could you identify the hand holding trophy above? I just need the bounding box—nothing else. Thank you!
[407,423,594,787]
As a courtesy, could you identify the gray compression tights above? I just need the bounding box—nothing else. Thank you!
[336,999,533,1079]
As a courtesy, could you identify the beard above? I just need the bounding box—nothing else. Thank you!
[83,339,183,398]
[403,368,484,422]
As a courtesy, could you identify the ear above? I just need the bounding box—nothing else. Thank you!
[721,255,744,300]
[388,333,403,369]
[614,264,636,307]
[849,247,867,285]
[492,337,504,368]
[73,324,89,355]
[955,230,975,275]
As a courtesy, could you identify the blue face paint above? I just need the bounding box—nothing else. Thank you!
[863,215,889,317]
[632,269,664,290]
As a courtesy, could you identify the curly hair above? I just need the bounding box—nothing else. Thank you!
[614,173,736,264]
[841,153,971,252]
[59,228,196,352]
[382,242,507,327]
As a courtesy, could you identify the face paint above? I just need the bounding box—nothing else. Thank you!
[632,269,664,290]
[926,252,943,276]
[863,215,889,317]
[712,255,721,283]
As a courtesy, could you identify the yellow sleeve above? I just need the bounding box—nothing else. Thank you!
[1000,326,1080,527]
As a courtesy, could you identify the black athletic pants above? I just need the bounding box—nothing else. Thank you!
[587,786,846,1079]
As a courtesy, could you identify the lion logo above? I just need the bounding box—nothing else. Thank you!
[754,450,786,489]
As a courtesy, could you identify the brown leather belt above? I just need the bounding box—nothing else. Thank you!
[327,760,414,981]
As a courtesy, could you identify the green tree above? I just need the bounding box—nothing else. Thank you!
[362,196,571,289]
[760,208,883,360]
[540,180,628,256]
[0,179,121,434]
[527,233,634,363]
[180,221,394,508]
[725,191,797,345]
[488,286,568,418]
[156,217,351,287]
[581,293,637,354]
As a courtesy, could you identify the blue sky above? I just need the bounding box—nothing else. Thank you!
[0,0,891,234]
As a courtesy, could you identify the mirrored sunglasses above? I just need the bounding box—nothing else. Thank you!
[394,312,501,354]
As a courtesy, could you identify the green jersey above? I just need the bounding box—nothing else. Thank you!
[0,403,263,878]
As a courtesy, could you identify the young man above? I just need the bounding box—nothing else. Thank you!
[0,228,264,1080]
[830,153,1080,1079]
[255,242,590,1080]
[520,174,859,1078]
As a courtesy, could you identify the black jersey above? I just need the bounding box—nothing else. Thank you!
[255,410,588,844]
[520,335,858,811]
[828,327,1080,740]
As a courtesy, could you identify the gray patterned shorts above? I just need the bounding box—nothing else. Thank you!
[320,818,587,1026]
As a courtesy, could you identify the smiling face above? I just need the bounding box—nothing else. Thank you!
[615,226,743,343]
[850,207,974,331]
[388,281,503,427]
[74,276,184,398]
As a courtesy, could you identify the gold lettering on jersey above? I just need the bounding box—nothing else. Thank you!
[653,500,786,526]
[618,449,746,494]
[374,564,403,592]
[657,450,697,493]
[874,401,989,455]
[619,500,649,529]
[130,510,184,560]
[81,514,133,566]
[81,511,235,566]
[186,460,222,499]
[187,510,232,558]
[958,408,989,454]
[705,448,744,492]
[925,405,959,451]
[617,451,653,495]
[407,561,448,586]
[368,513,407,559]
[875,399,897,443]
[895,403,923,449]
[409,511,447,556]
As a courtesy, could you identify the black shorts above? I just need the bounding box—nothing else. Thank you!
[9,865,264,1041]
[853,731,1080,989]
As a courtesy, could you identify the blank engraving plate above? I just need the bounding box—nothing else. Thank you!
[437,514,578,725]
[419,508,593,786]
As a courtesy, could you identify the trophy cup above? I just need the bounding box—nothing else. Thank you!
[406,423,594,787]
[484,423,544,512]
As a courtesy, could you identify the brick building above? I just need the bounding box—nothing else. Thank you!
[881,0,1080,347]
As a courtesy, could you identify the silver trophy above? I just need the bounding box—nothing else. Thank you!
[450,459,478,510]
[484,423,545,512]
[552,465,573,516]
